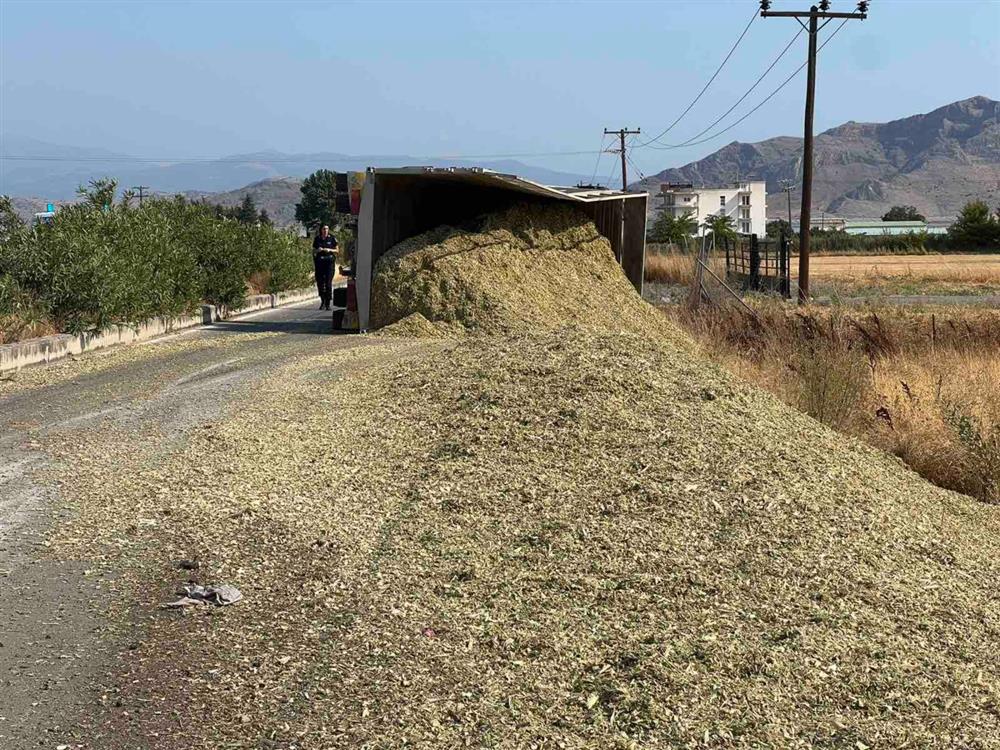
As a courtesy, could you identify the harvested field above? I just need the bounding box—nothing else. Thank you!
[643,250,1000,297]
[806,253,1000,278]
[12,205,1000,747]
[804,252,1000,296]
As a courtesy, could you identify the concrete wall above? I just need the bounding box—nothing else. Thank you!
[0,286,319,374]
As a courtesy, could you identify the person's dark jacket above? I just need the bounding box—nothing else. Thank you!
[313,233,338,257]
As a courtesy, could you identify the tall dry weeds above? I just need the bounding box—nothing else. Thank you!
[643,253,697,285]
[665,301,1000,502]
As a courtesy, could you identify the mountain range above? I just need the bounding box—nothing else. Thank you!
[0,136,590,203]
[635,96,1000,222]
[5,96,998,226]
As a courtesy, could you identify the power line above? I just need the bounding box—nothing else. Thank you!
[637,7,758,148]
[760,0,868,304]
[624,152,646,183]
[639,18,850,152]
[589,133,609,185]
[0,147,607,165]
[638,26,803,151]
[603,127,641,190]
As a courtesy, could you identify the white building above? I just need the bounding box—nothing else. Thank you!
[658,180,767,237]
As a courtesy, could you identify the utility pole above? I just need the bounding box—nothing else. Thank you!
[604,127,641,191]
[760,0,867,303]
[781,179,794,229]
[132,185,149,207]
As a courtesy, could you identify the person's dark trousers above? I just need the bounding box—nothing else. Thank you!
[314,255,335,307]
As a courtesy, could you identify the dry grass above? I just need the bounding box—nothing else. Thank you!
[807,253,1000,278]
[666,301,1000,502]
[0,314,58,346]
[805,253,1000,297]
[247,269,273,295]
[643,252,696,285]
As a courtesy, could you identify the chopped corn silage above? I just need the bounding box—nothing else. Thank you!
[370,203,669,338]
[43,327,1000,748]
[22,199,1000,748]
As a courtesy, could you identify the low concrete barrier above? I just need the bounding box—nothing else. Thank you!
[0,286,320,374]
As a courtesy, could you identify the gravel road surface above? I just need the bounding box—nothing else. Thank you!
[0,302,357,750]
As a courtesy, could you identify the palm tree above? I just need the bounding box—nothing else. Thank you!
[702,213,737,244]
[648,210,698,246]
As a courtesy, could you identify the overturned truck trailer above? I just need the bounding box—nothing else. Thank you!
[355,167,648,330]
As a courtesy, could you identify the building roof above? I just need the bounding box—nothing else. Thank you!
[660,181,765,192]
[368,166,646,203]
[843,220,926,228]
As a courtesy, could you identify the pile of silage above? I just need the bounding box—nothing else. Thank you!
[370,202,670,338]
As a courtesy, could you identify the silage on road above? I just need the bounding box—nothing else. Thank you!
[42,325,1000,748]
[19,202,1000,748]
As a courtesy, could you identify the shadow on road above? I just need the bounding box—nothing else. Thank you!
[209,315,348,336]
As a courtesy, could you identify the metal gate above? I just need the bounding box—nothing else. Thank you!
[724,233,791,298]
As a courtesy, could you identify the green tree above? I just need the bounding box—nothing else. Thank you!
[882,205,926,222]
[648,211,697,245]
[77,178,117,211]
[766,218,793,238]
[948,200,1000,248]
[236,194,259,224]
[295,169,339,232]
[259,208,273,227]
[0,195,26,243]
[703,213,737,243]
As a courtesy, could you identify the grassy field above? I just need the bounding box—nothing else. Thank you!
[664,301,1000,503]
[645,250,1000,297]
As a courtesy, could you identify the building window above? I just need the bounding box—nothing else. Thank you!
[719,195,726,207]
[740,207,750,219]
[741,194,750,206]
[740,221,751,233]
[684,196,691,203]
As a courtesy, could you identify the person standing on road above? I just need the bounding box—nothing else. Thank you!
[312,224,338,311]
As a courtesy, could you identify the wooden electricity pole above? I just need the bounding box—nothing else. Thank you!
[781,179,794,229]
[132,185,149,207]
[760,0,867,303]
[604,127,641,191]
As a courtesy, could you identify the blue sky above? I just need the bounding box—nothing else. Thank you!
[2,0,998,178]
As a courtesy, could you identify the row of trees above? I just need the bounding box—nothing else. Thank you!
[208,194,273,226]
[648,201,1000,251]
[647,211,737,246]
[1,179,312,340]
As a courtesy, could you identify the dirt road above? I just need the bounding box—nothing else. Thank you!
[0,302,359,750]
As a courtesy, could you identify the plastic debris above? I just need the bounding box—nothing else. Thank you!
[161,583,243,608]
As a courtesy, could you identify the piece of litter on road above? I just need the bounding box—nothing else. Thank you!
[161,583,243,608]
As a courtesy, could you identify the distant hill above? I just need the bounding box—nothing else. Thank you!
[184,178,304,228]
[635,96,1000,222]
[0,136,590,201]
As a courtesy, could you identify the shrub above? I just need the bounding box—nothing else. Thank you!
[0,188,313,338]
[0,273,53,344]
[244,225,312,294]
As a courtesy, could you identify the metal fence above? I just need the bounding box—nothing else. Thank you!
[724,233,791,298]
